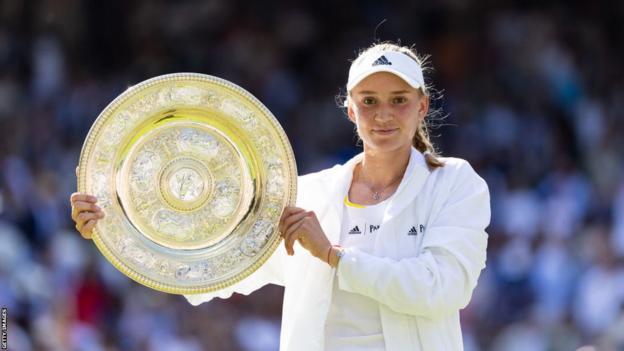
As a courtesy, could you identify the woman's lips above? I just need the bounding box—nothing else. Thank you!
[373,128,398,135]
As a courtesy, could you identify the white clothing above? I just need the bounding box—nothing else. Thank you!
[324,197,389,350]
[339,193,389,255]
[184,147,491,351]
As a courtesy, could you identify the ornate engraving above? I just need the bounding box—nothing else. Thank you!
[78,73,296,294]
[168,167,203,201]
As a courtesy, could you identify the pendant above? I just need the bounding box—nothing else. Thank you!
[372,192,380,200]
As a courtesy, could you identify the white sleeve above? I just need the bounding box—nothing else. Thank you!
[335,165,490,318]
[183,243,286,306]
[183,172,324,306]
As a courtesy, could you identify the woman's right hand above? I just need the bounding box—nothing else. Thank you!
[70,192,104,239]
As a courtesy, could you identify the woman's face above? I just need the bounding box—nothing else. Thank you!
[348,72,429,154]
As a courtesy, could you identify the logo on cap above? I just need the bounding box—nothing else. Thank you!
[372,55,392,66]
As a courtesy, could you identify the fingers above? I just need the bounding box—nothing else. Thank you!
[70,192,100,222]
[280,206,307,219]
[75,211,103,239]
[284,229,303,256]
[279,208,311,256]
[279,209,309,235]
[278,207,304,233]
[71,201,101,220]
[70,192,97,205]
[279,207,323,256]
[80,219,97,239]
[279,206,305,221]
[282,215,307,239]
[283,218,307,255]
[70,192,101,240]
[75,211,104,233]
[77,211,104,223]
[282,206,305,214]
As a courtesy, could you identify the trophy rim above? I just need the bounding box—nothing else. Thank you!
[77,73,297,294]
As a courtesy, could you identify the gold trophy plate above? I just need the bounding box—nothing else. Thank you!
[77,73,297,294]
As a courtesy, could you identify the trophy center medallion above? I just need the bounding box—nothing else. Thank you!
[159,157,212,212]
[168,167,203,201]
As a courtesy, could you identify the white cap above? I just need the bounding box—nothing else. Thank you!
[346,50,425,92]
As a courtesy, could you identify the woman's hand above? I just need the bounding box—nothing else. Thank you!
[70,192,104,239]
[278,206,332,262]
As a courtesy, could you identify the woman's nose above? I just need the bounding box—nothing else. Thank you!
[374,104,393,121]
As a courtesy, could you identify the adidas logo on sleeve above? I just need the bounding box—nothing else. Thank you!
[372,55,392,66]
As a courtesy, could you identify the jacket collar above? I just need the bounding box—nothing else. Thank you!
[326,147,431,230]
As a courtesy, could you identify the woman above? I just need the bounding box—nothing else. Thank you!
[71,42,490,351]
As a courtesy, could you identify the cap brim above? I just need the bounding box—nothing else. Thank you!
[347,67,423,91]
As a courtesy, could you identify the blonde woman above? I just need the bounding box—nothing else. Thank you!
[71,42,490,351]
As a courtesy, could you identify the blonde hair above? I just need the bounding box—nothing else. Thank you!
[343,42,445,170]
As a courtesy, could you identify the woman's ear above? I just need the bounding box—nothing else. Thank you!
[347,99,356,123]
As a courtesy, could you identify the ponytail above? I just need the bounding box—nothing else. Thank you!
[412,122,444,169]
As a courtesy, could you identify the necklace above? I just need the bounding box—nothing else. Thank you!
[357,164,403,201]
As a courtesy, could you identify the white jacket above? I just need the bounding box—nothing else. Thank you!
[185,147,490,351]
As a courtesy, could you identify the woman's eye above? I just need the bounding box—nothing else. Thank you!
[392,96,407,104]
[362,97,376,105]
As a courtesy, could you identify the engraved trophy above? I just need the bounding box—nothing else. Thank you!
[77,73,297,294]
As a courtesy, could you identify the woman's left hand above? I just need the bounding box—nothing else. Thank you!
[279,206,331,261]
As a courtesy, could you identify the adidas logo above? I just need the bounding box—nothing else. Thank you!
[407,225,426,236]
[372,55,392,66]
[349,226,362,234]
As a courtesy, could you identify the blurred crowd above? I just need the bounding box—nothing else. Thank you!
[0,0,623,350]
